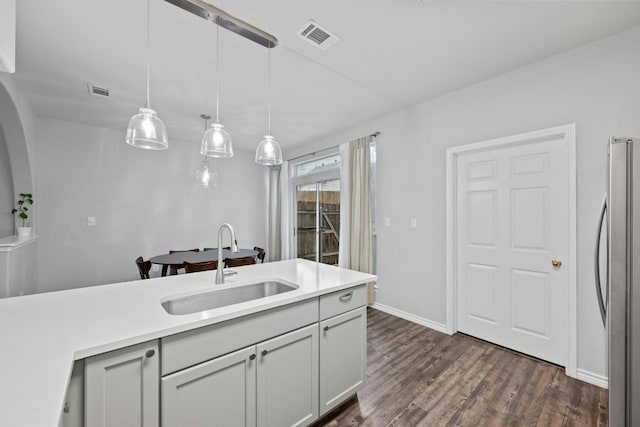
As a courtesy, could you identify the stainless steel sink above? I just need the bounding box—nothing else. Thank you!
[161,281,298,315]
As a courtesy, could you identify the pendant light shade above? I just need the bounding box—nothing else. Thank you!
[126,0,168,150]
[201,19,233,158]
[194,114,217,188]
[255,45,282,166]
[126,107,168,150]
[194,158,217,188]
[255,135,282,165]
[201,122,233,157]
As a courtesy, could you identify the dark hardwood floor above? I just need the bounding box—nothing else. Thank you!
[316,308,607,427]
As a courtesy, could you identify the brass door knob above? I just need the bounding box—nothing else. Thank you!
[551,259,562,267]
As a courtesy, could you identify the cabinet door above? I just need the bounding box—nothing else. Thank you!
[319,306,367,416]
[161,346,257,427]
[257,323,319,427]
[84,340,159,427]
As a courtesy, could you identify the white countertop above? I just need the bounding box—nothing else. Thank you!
[0,259,375,427]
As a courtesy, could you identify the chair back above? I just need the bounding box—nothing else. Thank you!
[135,256,151,280]
[253,247,266,263]
[168,248,200,275]
[225,256,256,268]
[184,260,219,273]
[169,248,200,254]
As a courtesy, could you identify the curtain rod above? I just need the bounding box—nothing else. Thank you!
[287,131,380,162]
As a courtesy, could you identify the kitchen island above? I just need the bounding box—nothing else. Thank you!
[0,259,375,427]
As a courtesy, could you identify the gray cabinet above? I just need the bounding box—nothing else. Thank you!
[162,346,256,427]
[319,306,367,416]
[161,324,319,427]
[59,361,84,427]
[84,340,159,427]
[68,284,368,426]
[257,324,319,427]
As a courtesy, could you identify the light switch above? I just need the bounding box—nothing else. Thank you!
[88,216,96,226]
[410,218,417,228]
[384,217,390,226]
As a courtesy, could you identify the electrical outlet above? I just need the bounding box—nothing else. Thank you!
[152,265,160,272]
[87,216,96,226]
[410,218,417,228]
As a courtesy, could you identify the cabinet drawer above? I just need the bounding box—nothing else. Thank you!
[319,285,366,320]
[162,298,318,375]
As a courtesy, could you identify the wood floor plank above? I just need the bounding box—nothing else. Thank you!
[314,309,607,427]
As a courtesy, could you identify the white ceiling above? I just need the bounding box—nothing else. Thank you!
[12,0,640,152]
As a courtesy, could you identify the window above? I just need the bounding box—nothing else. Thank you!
[294,154,340,177]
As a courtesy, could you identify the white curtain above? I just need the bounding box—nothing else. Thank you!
[267,165,281,262]
[279,160,294,260]
[338,143,350,268]
[345,137,373,274]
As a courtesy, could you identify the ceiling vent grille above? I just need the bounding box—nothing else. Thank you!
[87,84,110,98]
[297,20,339,50]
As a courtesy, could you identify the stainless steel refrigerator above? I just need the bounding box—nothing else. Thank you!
[595,136,640,426]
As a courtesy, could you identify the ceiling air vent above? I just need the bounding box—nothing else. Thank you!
[87,84,110,98]
[297,20,339,50]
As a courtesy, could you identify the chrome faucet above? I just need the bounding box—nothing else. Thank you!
[216,223,239,284]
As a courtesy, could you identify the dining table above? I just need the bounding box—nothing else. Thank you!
[149,248,258,276]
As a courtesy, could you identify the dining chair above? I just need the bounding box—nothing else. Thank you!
[168,248,200,275]
[184,260,218,273]
[225,256,256,268]
[135,256,152,280]
[254,247,266,263]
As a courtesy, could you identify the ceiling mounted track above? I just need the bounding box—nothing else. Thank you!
[164,0,278,48]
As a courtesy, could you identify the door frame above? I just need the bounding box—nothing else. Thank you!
[445,123,577,378]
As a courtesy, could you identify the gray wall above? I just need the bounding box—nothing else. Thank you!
[0,126,14,236]
[35,117,268,292]
[288,26,640,379]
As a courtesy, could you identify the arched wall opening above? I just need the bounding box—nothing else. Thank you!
[0,79,33,237]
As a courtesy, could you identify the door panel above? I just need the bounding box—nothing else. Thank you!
[510,269,549,337]
[466,263,498,324]
[457,136,568,366]
[296,183,317,262]
[295,179,340,265]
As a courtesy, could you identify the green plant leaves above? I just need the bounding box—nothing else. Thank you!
[11,193,34,221]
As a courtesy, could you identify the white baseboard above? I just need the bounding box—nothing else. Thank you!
[371,303,450,335]
[576,368,608,389]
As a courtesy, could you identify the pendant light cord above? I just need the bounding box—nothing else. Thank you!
[146,0,151,109]
[215,21,220,123]
[267,47,271,135]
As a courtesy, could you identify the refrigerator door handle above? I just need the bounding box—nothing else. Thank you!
[594,193,608,326]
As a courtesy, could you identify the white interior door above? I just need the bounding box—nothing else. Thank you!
[456,136,569,366]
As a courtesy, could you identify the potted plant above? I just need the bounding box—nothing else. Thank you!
[11,193,33,237]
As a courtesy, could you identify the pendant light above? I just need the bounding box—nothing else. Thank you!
[125,0,168,150]
[201,20,233,158]
[194,115,218,188]
[255,46,283,166]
